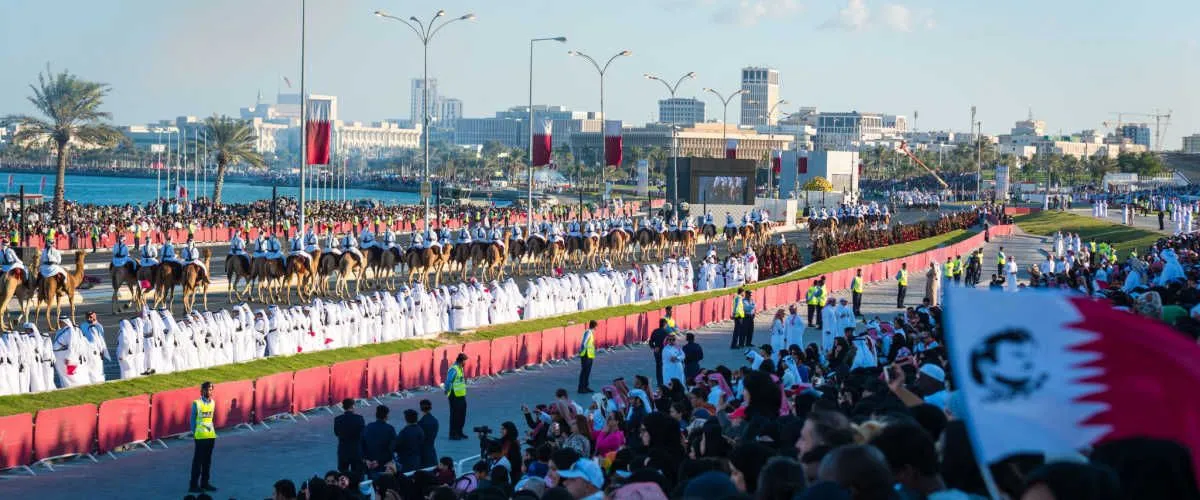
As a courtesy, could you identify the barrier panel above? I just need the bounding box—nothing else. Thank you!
[254,371,295,421]
[489,336,517,372]
[541,327,565,361]
[622,314,640,345]
[329,359,367,403]
[432,345,462,386]
[699,299,713,326]
[151,386,197,439]
[563,324,585,359]
[463,340,492,378]
[0,413,33,470]
[292,366,331,412]
[366,354,401,398]
[645,310,663,340]
[675,304,691,330]
[33,404,97,460]
[210,379,254,430]
[400,349,434,389]
[96,395,150,454]
[597,317,618,348]
[516,331,543,367]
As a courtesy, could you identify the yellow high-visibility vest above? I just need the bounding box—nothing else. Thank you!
[897,270,908,286]
[665,317,676,331]
[580,329,595,359]
[953,259,963,276]
[447,365,466,397]
[193,399,216,440]
[733,296,745,318]
[997,252,1006,265]
[805,286,820,305]
[816,285,827,304]
[944,261,954,276]
[851,276,863,293]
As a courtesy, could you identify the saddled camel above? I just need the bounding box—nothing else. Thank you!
[0,265,36,331]
[136,262,159,306]
[315,252,340,296]
[524,236,548,275]
[544,240,567,274]
[334,251,365,298]
[34,250,87,330]
[602,229,629,265]
[283,252,318,304]
[366,246,399,290]
[110,261,142,313]
[479,240,508,281]
[153,260,185,309]
[579,234,601,269]
[669,229,697,257]
[251,256,286,303]
[507,237,528,276]
[723,225,742,252]
[701,223,719,246]
[428,244,453,287]
[181,249,213,313]
[225,254,253,302]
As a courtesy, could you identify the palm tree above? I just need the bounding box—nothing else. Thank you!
[3,67,124,221]
[201,114,264,205]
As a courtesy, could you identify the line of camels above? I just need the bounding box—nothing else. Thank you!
[0,219,777,330]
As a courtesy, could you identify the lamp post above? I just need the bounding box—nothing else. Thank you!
[568,49,632,216]
[527,36,567,234]
[644,71,695,216]
[765,99,788,198]
[703,87,747,144]
[375,8,475,232]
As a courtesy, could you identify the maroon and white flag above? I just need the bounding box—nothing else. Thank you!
[725,139,738,159]
[306,98,331,165]
[604,120,623,168]
[797,157,808,174]
[532,119,553,167]
[771,149,782,174]
[177,183,188,199]
[945,288,1200,482]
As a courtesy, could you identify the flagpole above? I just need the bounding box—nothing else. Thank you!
[298,0,307,236]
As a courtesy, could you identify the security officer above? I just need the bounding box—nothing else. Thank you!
[851,269,864,317]
[189,381,218,493]
[996,247,1006,278]
[730,289,746,349]
[805,281,821,328]
[663,305,677,333]
[953,254,964,285]
[896,262,909,309]
[578,319,597,394]
[444,353,468,441]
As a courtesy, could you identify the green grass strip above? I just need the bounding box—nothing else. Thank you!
[1015,211,1163,256]
[0,228,976,417]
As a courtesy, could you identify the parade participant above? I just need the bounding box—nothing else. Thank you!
[381,226,397,249]
[578,319,597,394]
[229,231,247,257]
[52,317,90,388]
[339,231,362,262]
[111,234,134,270]
[81,311,110,385]
[703,210,714,226]
[359,226,377,250]
[189,381,218,493]
[251,233,267,259]
[725,212,737,231]
[39,238,65,284]
[160,235,181,264]
[445,352,468,440]
[182,236,208,280]
[265,233,285,262]
[289,232,311,266]
[303,226,320,254]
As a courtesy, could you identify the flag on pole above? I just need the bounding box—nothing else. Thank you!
[725,139,738,159]
[177,183,188,199]
[306,98,332,165]
[771,149,782,174]
[797,157,808,174]
[39,175,46,193]
[944,287,1200,483]
[532,119,553,167]
[604,120,623,168]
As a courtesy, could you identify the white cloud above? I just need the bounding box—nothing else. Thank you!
[882,4,912,32]
[711,0,804,26]
[822,1,934,33]
[822,0,869,31]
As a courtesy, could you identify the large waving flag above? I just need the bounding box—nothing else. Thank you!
[533,119,553,167]
[604,120,623,168]
[771,149,782,174]
[725,139,738,159]
[944,287,1200,483]
[306,98,332,165]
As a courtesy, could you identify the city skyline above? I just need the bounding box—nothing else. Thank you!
[1,0,1197,147]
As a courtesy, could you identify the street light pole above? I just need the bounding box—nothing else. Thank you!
[299,0,307,235]
[568,49,632,216]
[765,99,788,198]
[375,8,475,233]
[527,36,567,234]
[703,87,747,144]
[644,72,696,216]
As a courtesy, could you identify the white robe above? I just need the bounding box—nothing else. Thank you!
[117,320,141,379]
[769,318,786,353]
[661,344,686,386]
[785,313,805,349]
[52,325,91,388]
[821,305,839,353]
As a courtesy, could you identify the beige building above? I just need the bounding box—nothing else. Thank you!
[568,122,792,163]
[1183,133,1200,154]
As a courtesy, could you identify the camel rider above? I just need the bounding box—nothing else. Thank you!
[381,227,397,249]
[1,239,24,274]
[457,227,473,245]
[303,227,320,254]
[182,236,208,281]
[509,225,524,242]
[340,232,363,262]
[324,231,340,255]
[473,222,488,243]
[750,209,762,224]
[439,231,453,248]
[439,228,452,246]
[410,231,424,250]
[288,233,311,266]
[359,227,377,250]
[160,236,181,265]
[140,239,159,268]
[229,232,247,257]
[265,234,285,262]
[490,225,504,244]
[251,234,267,258]
[536,222,551,239]
[725,212,736,229]
[584,220,599,239]
[704,211,715,226]
[681,216,694,232]
[742,212,753,227]
[111,235,134,270]
[549,223,563,244]
[39,239,66,282]
[567,219,581,237]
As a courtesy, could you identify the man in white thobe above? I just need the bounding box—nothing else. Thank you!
[821,298,839,353]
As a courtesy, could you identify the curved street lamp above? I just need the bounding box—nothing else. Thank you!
[526,36,567,233]
[645,72,696,215]
[568,49,632,215]
[703,87,748,143]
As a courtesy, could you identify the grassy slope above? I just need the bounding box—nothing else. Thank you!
[0,228,975,417]
[1015,211,1162,255]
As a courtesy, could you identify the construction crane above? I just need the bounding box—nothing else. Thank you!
[1107,110,1173,151]
[898,141,949,189]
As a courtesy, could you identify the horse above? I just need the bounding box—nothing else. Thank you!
[35,250,87,330]
[225,253,253,302]
[180,249,212,313]
[722,225,741,253]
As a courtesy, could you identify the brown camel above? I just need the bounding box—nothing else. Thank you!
[334,251,365,298]
[225,254,253,302]
[152,260,185,309]
[701,223,719,246]
[479,229,510,281]
[283,252,318,304]
[366,246,398,290]
[524,236,547,275]
[315,252,340,296]
[35,250,87,330]
[429,243,453,287]
[402,247,428,286]
[602,229,628,265]
[507,237,527,276]
[252,257,287,303]
[110,261,142,314]
[0,265,36,331]
[579,234,600,270]
[181,249,212,313]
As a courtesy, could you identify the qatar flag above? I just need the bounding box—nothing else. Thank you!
[177,183,188,199]
[532,119,553,167]
[797,157,808,174]
[771,149,782,174]
[306,98,331,165]
[944,287,1200,484]
[604,120,623,168]
[725,139,737,159]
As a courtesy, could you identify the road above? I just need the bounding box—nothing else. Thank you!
[0,223,1044,499]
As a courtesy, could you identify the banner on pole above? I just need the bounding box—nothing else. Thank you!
[725,139,738,159]
[604,120,623,168]
[533,119,553,167]
[637,159,649,197]
[306,98,332,165]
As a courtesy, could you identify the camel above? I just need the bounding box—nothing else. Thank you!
[136,263,159,307]
[315,252,340,296]
[152,260,185,309]
[634,226,659,261]
[0,265,36,331]
[249,256,286,303]
[602,229,629,265]
[701,223,719,246]
[478,229,510,281]
[181,249,212,313]
[524,236,548,275]
[579,234,600,270]
[402,247,429,286]
[225,254,253,302]
[429,244,453,287]
[283,252,318,304]
[110,261,142,314]
[565,235,583,269]
[366,246,399,290]
[544,240,567,274]
[34,250,87,330]
[738,225,755,252]
[507,237,528,275]
[333,251,365,298]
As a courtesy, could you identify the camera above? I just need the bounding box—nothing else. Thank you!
[473,425,492,435]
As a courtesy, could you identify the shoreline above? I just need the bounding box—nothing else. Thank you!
[0,166,419,194]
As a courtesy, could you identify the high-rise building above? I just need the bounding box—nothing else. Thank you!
[1121,123,1152,148]
[658,97,705,126]
[411,78,439,125]
[740,66,780,127]
[440,98,463,129]
[1183,133,1200,154]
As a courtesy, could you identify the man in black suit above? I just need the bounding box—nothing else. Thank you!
[647,319,669,387]
[361,405,396,474]
[394,409,426,473]
[333,398,366,473]
[417,399,439,469]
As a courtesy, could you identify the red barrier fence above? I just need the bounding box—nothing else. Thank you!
[96,395,150,454]
[8,225,1012,471]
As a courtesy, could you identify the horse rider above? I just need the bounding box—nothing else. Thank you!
[112,235,134,271]
[182,235,208,281]
[265,233,285,263]
[681,215,695,233]
[703,211,715,227]
[303,226,320,254]
[39,238,65,283]
[339,231,363,262]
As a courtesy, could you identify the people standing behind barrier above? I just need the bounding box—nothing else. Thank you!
[648,319,669,387]
[189,381,218,494]
[333,398,365,474]
[418,399,439,469]
[394,409,425,473]
[361,405,396,477]
[445,353,469,441]
[896,262,909,308]
[578,320,597,394]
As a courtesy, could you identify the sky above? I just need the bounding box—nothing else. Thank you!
[2,0,1198,148]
